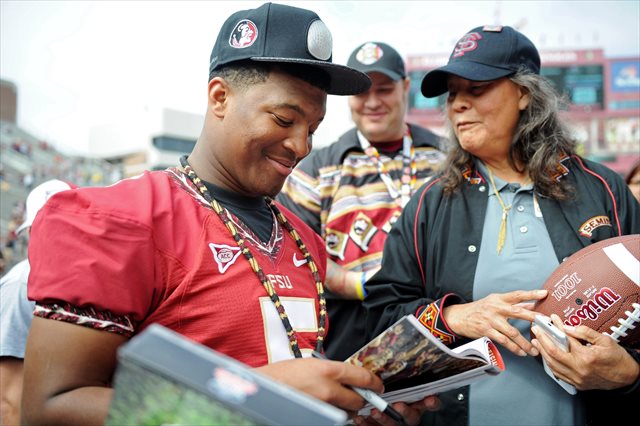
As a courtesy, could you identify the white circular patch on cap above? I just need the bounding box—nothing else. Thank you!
[356,42,384,65]
[307,19,332,61]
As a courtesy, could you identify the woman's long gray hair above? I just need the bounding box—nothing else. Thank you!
[440,69,577,200]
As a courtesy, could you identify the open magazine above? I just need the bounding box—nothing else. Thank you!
[106,324,347,426]
[345,315,505,414]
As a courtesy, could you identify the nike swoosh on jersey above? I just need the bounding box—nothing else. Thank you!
[293,253,308,267]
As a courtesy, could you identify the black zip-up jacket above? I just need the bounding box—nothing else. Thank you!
[363,155,639,426]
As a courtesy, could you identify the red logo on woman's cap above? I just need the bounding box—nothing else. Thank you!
[229,19,258,48]
[452,32,483,58]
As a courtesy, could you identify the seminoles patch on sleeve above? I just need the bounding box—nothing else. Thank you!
[579,215,612,238]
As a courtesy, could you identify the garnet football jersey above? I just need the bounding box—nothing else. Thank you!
[28,169,327,367]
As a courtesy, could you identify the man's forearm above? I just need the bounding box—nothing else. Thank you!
[325,260,368,300]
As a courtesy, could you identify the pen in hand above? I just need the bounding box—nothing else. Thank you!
[311,351,408,426]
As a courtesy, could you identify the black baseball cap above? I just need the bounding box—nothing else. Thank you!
[346,41,406,81]
[421,25,540,98]
[209,2,371,95]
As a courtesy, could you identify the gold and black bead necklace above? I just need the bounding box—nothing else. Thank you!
[180,155,326,357]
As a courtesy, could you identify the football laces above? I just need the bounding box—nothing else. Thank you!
[606,302,640,342]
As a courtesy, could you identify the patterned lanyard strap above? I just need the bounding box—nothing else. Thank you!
[179,156,326,358]
[357,126,417,208]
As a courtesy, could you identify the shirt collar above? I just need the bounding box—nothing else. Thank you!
[475,159,534,195]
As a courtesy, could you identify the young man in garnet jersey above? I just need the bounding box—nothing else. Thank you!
[22,4,439,425]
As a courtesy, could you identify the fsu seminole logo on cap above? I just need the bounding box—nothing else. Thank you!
[229,19,258,48]
[452,32,483,58]
[355,42,384,65]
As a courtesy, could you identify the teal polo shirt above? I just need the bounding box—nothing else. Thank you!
[469,160,584,425]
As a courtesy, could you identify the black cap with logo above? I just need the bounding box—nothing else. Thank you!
[346,41,406,81]
[209,2,371,95]
[421,25,540,98]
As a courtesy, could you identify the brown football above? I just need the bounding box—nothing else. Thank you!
[533,234,640,347]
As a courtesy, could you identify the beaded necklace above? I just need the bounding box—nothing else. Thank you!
[179,155,326,357]
[487,167,531,255]
[357,126,417,208]
[487,167,512,255]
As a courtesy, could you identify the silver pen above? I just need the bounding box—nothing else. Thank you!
[311,351,408,425]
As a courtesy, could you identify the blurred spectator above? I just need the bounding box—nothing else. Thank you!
[2,203,26,271]
[91,171,103,185]
[5,216,19,256]
[11,139,31,157]
[22,172,34,191]
[0,179,75,426]
[625,159,640,202]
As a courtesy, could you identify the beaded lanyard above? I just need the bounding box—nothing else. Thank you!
[357,127,417,208]
[179,156,326,358]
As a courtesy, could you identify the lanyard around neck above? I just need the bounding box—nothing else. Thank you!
[357,127,416,208]
[179,156,326,358]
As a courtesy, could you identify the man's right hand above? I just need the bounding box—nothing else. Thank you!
[256,357,383,413]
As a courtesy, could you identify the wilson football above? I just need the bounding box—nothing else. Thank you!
[533,234,640,347]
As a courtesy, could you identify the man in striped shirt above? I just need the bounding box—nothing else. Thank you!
[277,41,445,360]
